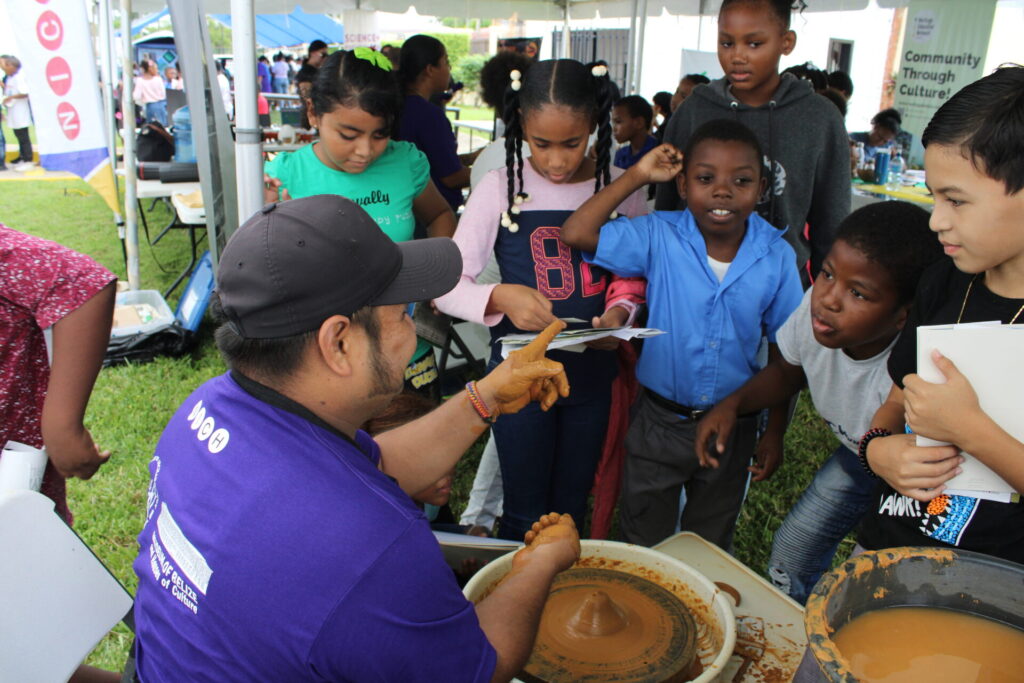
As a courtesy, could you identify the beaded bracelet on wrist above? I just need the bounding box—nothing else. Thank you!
[465,381,496,424]
[857,428,891,478]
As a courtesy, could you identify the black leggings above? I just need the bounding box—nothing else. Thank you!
[13,127,31,162]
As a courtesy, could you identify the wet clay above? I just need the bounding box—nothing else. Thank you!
[523,568,697,683]
[834,607,1024,683]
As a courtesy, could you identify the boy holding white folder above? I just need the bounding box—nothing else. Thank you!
[858,66,1024,565]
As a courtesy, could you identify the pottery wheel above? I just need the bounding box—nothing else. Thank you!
[521,567,698,683]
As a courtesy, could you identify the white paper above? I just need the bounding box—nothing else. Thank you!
[0,440,48,493]
[498,327,665,358]
[916,323,1024,499]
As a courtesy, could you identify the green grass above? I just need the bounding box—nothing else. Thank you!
[1,177,843,672]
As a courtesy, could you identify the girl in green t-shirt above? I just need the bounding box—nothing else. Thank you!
[263,49,456,243]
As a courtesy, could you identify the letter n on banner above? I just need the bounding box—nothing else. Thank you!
[892,0,996,166]
[3,1,120,213]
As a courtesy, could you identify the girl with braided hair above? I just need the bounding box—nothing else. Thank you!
[435,58,648,541]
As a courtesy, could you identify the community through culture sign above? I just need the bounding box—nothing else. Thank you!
[5,0,119,214]
[893,0,996,166]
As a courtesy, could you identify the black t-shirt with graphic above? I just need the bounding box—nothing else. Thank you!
[859,259,1024,565]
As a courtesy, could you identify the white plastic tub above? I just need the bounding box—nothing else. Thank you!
[111,289,175,338]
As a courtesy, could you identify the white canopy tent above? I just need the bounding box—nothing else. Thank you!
[108,0,911,287]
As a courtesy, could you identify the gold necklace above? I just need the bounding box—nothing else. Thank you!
[957,274,1024,324]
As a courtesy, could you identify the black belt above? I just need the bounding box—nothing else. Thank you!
[645,388,711,420]
[644,388,759,422]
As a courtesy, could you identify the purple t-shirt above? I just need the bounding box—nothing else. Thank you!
[257,61,272,93]
[398,94,464,211]
[132,372,496,682]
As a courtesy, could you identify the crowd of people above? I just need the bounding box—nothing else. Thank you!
[3,0,1024,679]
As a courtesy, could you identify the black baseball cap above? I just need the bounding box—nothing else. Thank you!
[217,195,462,339]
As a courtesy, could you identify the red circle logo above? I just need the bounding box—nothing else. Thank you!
[36,10,63,51]
[45,57,72,96]
[56,102,81,140]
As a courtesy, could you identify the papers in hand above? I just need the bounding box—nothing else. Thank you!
[498,326,665,358]
[916,322,1024,503]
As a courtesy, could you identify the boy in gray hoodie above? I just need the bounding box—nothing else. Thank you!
[656,0,850,277]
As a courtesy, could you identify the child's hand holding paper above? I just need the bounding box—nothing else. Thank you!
[584,306,630,351]
[904,350,983,446]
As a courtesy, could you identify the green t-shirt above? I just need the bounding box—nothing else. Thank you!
[264,140,430,243]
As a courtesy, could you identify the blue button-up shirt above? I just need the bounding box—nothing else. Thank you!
[587,209,802,408]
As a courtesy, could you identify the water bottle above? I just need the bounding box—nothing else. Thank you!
[886,148,905,192]
[172,106,195,164]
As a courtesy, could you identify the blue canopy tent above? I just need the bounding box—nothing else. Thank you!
[209,7,344,48]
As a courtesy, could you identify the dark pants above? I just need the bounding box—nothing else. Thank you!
[492,383,611,541]
[13,128,31,163]
[618,390,757,549]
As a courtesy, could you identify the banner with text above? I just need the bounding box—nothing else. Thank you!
[4,0,119,213]
[893,0,996,166]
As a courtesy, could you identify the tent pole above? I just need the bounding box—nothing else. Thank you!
[231,0,263,223]
[625,0,638,93]
[119,0,140,291]
[633,0,648,95]
[98,0,125,258]
[561,1,571,59]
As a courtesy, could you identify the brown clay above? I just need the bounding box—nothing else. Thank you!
[523,568,698,683]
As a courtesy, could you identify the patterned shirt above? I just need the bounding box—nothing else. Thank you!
[1,225,115,522]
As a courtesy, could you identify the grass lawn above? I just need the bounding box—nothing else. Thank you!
[1,177,846,672]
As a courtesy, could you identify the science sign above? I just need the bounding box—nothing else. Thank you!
[4,0,119,213]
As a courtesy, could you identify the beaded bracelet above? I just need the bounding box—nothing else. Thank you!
[857,428,891,478]
[465,381,496,424]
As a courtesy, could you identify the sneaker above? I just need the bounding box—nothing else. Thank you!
[14,161,34,171]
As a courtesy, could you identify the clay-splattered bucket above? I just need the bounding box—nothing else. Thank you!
[463,540,736,682]
[805,546,1024,682]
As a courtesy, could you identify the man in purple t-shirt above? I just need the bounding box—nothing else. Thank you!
[257,56,272,94]
[131,195,578,682]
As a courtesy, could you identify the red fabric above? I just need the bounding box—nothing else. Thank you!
[589,340,639,539]
[0,225,115,523]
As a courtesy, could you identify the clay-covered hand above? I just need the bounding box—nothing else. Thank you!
[695,401,738,469]
[262,174,292,204]
[583,306,629,351]
[512,512,581,573]
[477,319,570,416]
[46,426,111,480]
[866,433,962,501]
[749,429,784,482]
[630,143,683,184]
[903,351,983,446]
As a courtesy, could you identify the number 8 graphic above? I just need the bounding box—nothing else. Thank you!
[530,227,606,301]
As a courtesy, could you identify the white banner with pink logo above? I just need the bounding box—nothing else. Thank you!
[4,0,118,213]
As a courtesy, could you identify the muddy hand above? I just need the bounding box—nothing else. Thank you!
[512,512,581,573]
[477,319,570,416]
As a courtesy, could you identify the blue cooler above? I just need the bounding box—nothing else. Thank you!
[172,106,196,163]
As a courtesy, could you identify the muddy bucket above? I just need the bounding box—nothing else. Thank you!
[804,546,1024,682]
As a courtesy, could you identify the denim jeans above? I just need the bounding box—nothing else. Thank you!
[492,381,611,541]
[145,100,168,127]
[272,77,289,94]
[768,445,876,603]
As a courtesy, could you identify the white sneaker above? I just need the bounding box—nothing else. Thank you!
[14,161,34,170]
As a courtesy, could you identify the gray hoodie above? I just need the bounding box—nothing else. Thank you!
[655,73,851,275]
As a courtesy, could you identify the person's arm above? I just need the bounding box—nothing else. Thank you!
[806,108,852,276]
[864,381,961,501]
[561,144,682,252]
[476,514,580,682]
[412,179,457,238]
[903,351,1024,493]
[696,352,807,468]
[377,321,569,494]
[440,165,472,191]
[654,106,686,211]
[40,282,116,479]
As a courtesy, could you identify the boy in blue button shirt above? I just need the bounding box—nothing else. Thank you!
[562,119,802,549]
